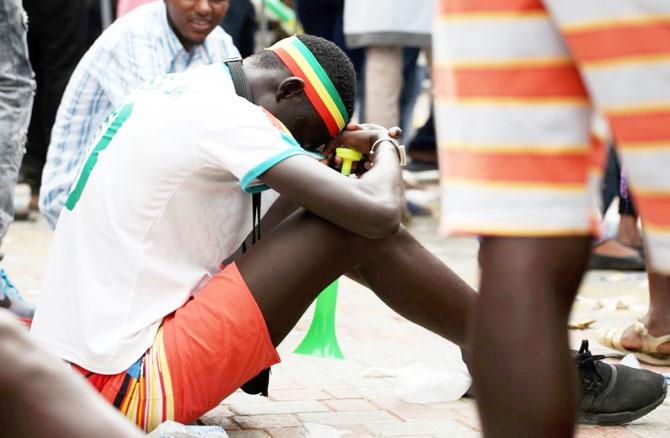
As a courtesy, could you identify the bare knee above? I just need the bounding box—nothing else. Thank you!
[0,310,35,389]
[0,310,31,359]
[0,310,63,392]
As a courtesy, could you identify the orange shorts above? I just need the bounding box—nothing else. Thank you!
[434,0,670,273]
[73,263,280,431]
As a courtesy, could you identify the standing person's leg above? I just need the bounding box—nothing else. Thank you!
[589,145,644,270]
[545,0,670,366]
[434,1,600,436]
[295,0,337,41]
[616,171,643,249]
[601,145,621,213]
[364,46,402,127]
[221,0,257,58]
[399,47,421,137]
[20,0,88,202]
[473,237,591,436]
[0,0,35,320]
[0,0,33,245]
[608,271,670,359]
[296,0,365,119]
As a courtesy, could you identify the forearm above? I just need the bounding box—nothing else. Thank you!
[265,156,402,240]
[357,141,404,215]
[260,130,405,239]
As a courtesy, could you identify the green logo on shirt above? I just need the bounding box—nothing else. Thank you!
[65,102,134,211]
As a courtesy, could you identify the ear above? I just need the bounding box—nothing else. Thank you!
[276,77,305,101]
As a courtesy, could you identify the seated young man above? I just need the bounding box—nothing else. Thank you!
[31,35,665,432]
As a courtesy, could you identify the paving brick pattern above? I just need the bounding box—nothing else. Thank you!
[3,216,668,437]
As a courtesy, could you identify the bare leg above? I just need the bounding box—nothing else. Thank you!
[591,239,640,259]
[619,270,670,355]
[471,237,592,438]
[364,46,402,128]
[235,210,475,349]
[617,214,643,248]
[0,310,141,438]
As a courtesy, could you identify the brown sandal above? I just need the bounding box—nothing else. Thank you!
[597,320,670,366]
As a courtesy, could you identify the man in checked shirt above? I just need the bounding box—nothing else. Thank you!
[39,0,239,229]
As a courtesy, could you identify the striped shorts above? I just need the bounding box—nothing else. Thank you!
[72,263,280,432]
[434,0,670,273]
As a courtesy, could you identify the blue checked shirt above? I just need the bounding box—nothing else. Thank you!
[39,1,239,228]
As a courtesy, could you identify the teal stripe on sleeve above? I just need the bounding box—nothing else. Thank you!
[280,132,300,148]
[240,148,306,193]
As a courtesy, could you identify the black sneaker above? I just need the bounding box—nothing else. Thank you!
[577,339,667,425]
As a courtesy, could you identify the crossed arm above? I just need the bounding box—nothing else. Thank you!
[259,125,405,239]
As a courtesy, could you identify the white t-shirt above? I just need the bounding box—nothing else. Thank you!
[31,64,307,374]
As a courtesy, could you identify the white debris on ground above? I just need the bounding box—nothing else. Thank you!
[146,421,228,438]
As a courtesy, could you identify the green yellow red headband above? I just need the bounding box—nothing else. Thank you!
[268,36,349,137]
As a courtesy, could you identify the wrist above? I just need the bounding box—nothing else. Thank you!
[370,137,407,168]
[368,131,384,151]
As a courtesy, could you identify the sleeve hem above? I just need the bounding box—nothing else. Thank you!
[240,148,306,193]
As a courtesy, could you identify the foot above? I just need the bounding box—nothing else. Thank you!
[576,340,667,425]
[592,239,640,258]
[588,240,645,271]
[618,319,670,356]
[0,268,35,323]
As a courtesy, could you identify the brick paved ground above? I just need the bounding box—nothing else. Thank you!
[2,214,669,437]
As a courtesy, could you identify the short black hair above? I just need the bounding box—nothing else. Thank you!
[250,34,356,124]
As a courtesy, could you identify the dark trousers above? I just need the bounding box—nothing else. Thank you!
[295,0,365,115]
[20,0,88,193]
[221,0,257,58]
[601,144,637,216]
[296,0,422,128]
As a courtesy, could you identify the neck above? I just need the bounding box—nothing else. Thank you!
[166,12,194,51]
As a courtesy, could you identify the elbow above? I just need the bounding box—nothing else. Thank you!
[361,201,402,239]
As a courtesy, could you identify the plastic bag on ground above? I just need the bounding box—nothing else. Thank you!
[146,421,228,438]
[395,362,472,403]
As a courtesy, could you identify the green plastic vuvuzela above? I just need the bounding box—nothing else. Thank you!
[294,279,344,359]
[294,149,361,359]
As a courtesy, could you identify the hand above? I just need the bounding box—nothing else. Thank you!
[323,123,403,174]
